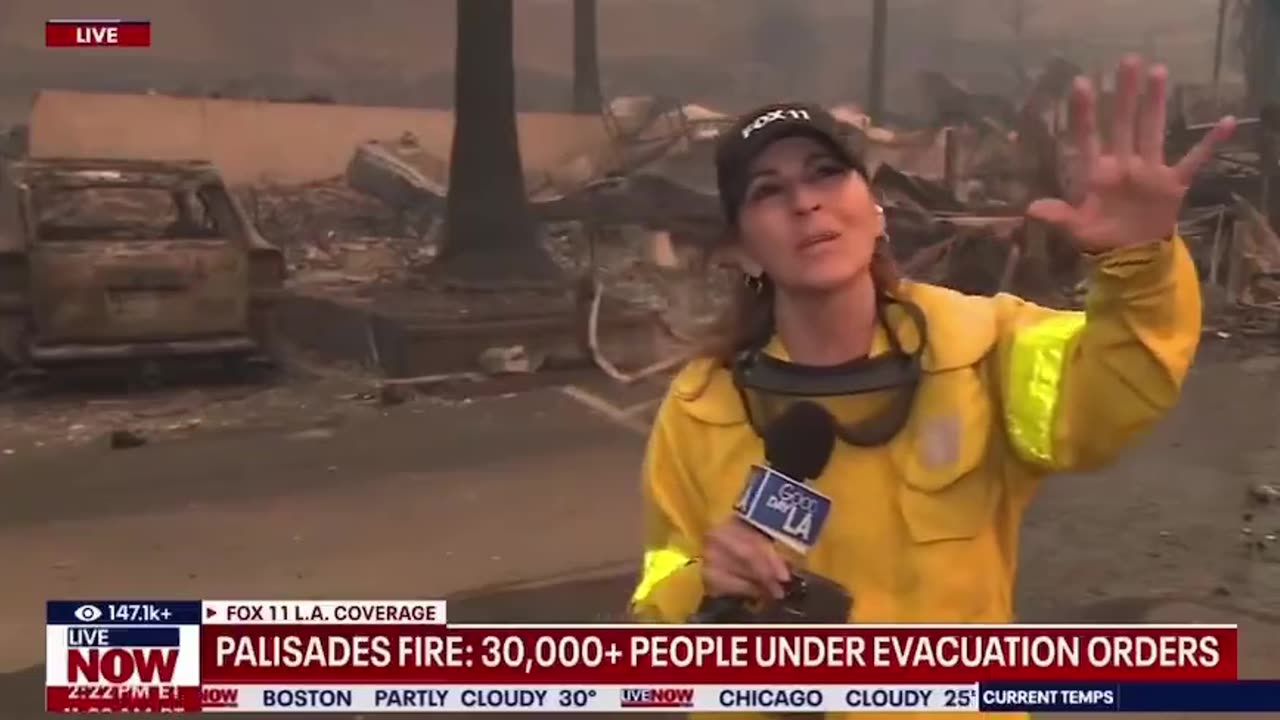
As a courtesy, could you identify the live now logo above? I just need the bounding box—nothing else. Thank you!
[46,20,151,47]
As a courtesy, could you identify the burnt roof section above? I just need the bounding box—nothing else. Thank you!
[11,157,224,189]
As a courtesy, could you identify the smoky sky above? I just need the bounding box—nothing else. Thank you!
[0,0,1230,125]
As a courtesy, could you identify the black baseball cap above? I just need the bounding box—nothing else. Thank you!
[715,102,868,225]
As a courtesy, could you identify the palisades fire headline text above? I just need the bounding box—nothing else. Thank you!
[211,630,1222,670]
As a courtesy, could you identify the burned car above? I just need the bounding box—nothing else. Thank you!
[0,158,284,373]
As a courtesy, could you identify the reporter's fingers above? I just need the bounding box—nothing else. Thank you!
[1138,64,1168,164]
[1026,199,1084,240]
[701,563,760,600]
[723,522,790,595]
[705,525,788,599]
[742,542,787,600]
[701,541,766,599]
[1110,54,1142,159]
[1173,115,1236,184]
[1068,76,1100,182]
[730,522,791,583]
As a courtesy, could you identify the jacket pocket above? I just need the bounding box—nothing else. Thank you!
[892,367,999,543]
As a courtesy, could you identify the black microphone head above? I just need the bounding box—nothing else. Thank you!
[763,401,836,481]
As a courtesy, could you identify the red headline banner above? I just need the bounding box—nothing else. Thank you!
[199,625,1237,684]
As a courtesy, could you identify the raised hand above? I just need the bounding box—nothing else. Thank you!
[1027,54,1237,254]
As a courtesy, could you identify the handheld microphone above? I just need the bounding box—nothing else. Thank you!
[764,401,838,486]
[692,401,843,623]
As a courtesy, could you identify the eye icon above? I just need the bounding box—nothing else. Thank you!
[73,605,102,622]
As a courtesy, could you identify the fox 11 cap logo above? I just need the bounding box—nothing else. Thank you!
[46,601,203,713]
[46,19,151,47]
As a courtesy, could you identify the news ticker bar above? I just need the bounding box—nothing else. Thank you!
[45,19,151,47]
[44,682,1280,713]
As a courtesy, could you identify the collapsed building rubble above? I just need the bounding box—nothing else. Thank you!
[239,58,1280,380]
[238,176,436,291]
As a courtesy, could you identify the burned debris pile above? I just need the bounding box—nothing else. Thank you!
[238,174,437,293]
[1169,90,1280,336]
[238,60,1280,378]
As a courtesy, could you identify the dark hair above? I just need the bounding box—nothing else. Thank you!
[701,238,902,366]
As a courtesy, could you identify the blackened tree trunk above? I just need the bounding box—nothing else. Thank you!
[1008,0,1028,94]
[867,0,888,121]
[753,0,818,98]
[1212,0,1228,104]
[435,0,560,286]
[1241,0,1280,110]
[572,0,602,113]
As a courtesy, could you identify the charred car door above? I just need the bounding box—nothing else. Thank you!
[25,182,250,350]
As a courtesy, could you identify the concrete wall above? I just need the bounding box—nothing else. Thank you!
[28,90,614,186]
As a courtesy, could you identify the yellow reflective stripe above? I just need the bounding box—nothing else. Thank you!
[630,548,693,604]
[1005,312,1086,466]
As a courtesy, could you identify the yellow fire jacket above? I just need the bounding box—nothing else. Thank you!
[630,237,1201,719]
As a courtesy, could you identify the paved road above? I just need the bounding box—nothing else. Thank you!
[3,346,1280,718]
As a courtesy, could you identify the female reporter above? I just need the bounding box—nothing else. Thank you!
[630,56,1232,641]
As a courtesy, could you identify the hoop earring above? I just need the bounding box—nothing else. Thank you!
[743,274,765,294]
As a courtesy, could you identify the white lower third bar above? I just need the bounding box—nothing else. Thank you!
[202,684,981,713]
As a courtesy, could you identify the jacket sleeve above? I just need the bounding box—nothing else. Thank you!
[628,393,708,623]
[992,236,1201,473]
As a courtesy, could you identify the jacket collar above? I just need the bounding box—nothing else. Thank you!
[671,281,998,426]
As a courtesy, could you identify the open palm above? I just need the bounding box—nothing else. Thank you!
[1027,55,1237,253]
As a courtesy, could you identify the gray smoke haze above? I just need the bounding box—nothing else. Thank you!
[0,0,1231,125]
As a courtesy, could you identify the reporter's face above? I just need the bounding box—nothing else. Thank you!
[735,136,880,293]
